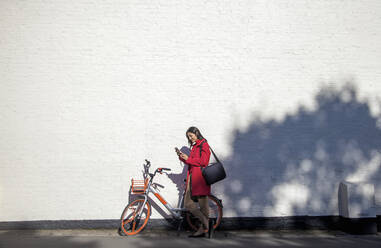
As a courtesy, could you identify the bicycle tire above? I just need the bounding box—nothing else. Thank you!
[186,195,223,231]
[120,198,151,236]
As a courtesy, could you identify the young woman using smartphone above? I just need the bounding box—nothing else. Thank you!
[176,126,211,237]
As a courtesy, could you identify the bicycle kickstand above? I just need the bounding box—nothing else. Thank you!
[208,218,215,239]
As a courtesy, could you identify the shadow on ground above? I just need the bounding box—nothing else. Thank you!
[0,224,99,248]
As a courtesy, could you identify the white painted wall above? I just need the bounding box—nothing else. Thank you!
[0,0,380,221]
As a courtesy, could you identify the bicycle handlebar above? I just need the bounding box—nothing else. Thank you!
[157,167,171,174]
[144,160,172,179]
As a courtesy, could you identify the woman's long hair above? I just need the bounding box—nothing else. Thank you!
[186,126,206,146]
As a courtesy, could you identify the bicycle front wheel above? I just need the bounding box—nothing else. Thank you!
[120,198,151,236]
[186,195,223,231]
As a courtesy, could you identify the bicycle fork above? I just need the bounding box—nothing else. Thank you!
[133,195,149,229]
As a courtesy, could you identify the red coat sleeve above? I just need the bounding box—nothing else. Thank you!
[185,142,211,167]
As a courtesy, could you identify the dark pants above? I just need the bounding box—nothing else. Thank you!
[184,175,209,229]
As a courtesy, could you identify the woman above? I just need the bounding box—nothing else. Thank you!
[177,126,211,237]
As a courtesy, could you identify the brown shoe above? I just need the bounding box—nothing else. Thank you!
[188,226,208,238]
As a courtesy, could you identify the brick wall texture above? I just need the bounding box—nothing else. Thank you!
[0,0,380,221]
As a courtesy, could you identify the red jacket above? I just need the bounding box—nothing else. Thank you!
[180,139,211,196]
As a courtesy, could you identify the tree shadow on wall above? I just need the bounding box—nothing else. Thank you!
[219,82,381,222]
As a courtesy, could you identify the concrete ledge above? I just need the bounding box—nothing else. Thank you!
[0,219,181,231]
[1,216,379,234]
[0,219,120,230]
[339,217,377,234]
[0,216,342,231]
[219,216,342,230]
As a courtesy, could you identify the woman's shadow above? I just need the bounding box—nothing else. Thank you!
[167,146,191,208]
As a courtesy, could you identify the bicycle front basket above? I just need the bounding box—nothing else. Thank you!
[131,178,148,194]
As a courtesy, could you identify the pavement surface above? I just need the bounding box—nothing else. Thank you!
[0,229,380,248]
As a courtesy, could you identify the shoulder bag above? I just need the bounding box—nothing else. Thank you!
[199,141,226,185]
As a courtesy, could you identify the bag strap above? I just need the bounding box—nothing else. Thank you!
[199,140,221,164]
[199,140,205,157]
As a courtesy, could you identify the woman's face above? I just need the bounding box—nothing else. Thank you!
[187,132,198,143]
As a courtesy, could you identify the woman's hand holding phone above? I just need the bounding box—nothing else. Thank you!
[180,153,188,160]
[175,147,188,160]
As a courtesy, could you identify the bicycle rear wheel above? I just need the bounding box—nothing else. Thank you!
[186,195,223,231]
[120,198,151,235]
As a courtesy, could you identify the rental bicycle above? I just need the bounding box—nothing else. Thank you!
[119,159,223,236]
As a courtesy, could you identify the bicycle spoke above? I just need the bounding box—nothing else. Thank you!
[132,220,136,232]
[120,198,151,235]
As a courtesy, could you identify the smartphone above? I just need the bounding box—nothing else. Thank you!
[175,147,181,155]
